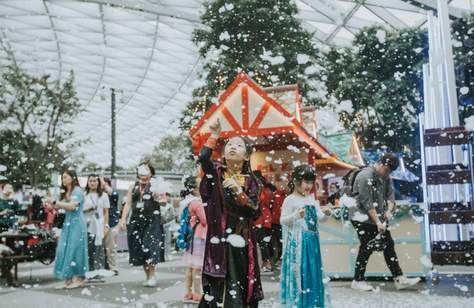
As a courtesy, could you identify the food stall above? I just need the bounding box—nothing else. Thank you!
[190,72,428,278]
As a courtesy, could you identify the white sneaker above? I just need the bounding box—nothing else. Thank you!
[145,277,158,287]
[260,267,274,276]
[351,280,374,291]
[394,276,421,290]
[141,280,149,287]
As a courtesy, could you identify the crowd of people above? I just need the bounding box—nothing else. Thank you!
[193,119,420,307]
[0,118,423,307]
[44,165,181,289]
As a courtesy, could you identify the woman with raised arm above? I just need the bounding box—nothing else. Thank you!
[50,169,88,289]
[198,119,263,308]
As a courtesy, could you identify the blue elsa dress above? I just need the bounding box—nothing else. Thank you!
[280,205,331,308]
[54,187,89,280]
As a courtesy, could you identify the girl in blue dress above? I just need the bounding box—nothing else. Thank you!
[49,169,88,289]
[280,164,332,308]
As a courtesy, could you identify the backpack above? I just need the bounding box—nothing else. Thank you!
[333,167,365,221]
[177,205,199,251]
[339,167,364,197]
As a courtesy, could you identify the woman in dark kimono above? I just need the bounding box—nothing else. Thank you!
[198,119,263,308]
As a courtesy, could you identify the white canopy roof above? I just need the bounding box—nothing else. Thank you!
[0,0,472,167]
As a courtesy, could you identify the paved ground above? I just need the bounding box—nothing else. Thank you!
[1,253,473,308]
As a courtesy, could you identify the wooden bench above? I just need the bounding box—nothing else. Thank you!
[0,254,35,281]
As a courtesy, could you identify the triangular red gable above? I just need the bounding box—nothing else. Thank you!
[190,72,343,162]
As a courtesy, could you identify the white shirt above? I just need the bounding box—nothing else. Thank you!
[83,192,110,222]
[280,193,328,227]
[83,192,110,245]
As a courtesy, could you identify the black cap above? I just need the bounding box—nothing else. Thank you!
[379,153,399,171]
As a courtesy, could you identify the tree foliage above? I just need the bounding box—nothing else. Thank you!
[180,0,325,131]
[322,27,425,153]
[142,134,194,174]
[0,64,84,188]
[452,13,474,122]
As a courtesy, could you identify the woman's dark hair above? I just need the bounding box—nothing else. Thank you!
[181,175,197,198]
[85,173,103,195]
[287,164,316,194]
[379,153,399,171]
[60,169,80,200]
[137,161,156,177]
[254,170,277,192]
[253,170,267,185]
[103,177,112,187]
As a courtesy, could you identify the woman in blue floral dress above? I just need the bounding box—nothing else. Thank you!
[50,169,88,289]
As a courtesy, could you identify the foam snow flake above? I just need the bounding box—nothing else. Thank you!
[297,54,310,65]
[375,29,386,43]
[464,115,474,131]
[226,234,246,248]
[339,194,357,208]
[460,86,469,95]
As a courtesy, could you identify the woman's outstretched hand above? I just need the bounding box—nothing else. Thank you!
[298,207,306,218]
[223,177,240,193]
[209,118,221,137]
[321,206,332,216]
[119,219,126,231]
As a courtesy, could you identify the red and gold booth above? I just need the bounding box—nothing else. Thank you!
[190,72,355,200]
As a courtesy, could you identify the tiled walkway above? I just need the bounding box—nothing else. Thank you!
[1,253,472,308]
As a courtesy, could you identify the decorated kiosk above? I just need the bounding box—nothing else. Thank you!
[190,72,428,278]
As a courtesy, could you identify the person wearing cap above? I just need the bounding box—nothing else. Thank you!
[119,162,164,287]
[349,153,421,291]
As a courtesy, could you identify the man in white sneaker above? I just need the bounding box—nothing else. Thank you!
[349,153,421,291]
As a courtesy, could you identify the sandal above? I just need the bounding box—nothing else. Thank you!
[55,280,72,289]
[183,293,194,303]
[65,279,85,289]
[191,293,202,303]
[260,266,274,275]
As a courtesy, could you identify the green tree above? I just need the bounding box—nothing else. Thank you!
[142,134,194,174]
[180,0,325,131]
[322,27,425,153]
[0,64,84,188]
[452,13,474,122]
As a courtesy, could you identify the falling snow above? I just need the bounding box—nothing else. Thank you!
[226,234,246,248]
[460,86,469,95]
